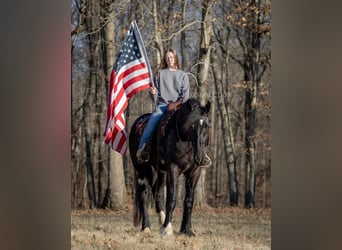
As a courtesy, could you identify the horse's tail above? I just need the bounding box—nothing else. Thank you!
[133,177,143,227]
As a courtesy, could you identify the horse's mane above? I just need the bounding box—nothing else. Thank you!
[179,99,203,132]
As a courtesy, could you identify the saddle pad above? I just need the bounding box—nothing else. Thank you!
[135,115,150,136]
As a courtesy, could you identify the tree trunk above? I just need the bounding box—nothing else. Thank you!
[214,117,222,206]
[83,105,97,208]
[103,6,127,210]
[109,151,127,209]
[180,0,187,70]
[82,0,104,209]
[211,49,238,206]
[244,82,257,208]
[244,0,262,208]
[153,0,163,68]
[194,0,214,207]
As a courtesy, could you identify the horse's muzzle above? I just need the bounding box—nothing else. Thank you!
[194,152,205,165]
[195,151,211,166]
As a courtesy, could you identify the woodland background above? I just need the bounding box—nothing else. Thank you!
[71,0,271,210]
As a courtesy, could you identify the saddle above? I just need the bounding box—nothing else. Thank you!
[135,115,150,137]
[135,110,176,140]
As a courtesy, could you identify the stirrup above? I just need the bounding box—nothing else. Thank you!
[136,143,149,163]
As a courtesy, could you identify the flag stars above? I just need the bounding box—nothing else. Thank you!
[112,25,146,71]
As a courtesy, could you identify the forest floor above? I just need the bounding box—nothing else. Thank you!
[71,206,271,250]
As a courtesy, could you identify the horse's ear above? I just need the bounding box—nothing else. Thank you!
[205,101,211,113]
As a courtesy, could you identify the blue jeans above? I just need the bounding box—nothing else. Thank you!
[138,104,167,150]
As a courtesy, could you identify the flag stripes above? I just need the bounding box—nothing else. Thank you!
[103,21,153,154]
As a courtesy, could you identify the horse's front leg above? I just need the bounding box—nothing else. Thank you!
[160,163,179,236]
[179,167,201,236]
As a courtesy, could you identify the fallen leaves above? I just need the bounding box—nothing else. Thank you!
[71,207,271,249]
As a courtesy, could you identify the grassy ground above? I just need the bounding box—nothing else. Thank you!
[71,206,271,250]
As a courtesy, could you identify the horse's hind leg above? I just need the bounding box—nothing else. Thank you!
[134,175,151,233]
[153,170,166,225]
[179,167,201,236]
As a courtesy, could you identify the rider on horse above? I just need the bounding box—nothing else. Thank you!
[136,48,189,162]
[136,48,211,167]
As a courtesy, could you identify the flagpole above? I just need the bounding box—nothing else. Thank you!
[103,21,155,153]
[132,21,156,108]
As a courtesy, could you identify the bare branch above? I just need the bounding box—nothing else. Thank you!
[160,20,203,42]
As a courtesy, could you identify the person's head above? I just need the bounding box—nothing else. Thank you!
[162,48,180,70]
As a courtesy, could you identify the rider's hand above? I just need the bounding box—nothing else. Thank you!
[167,97,183,112]
[149,87,156,95]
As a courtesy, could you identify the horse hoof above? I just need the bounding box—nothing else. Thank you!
[160,223,173,237]
[142,227,152,234]
[180,229,196,237]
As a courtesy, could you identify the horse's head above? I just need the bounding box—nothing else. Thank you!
[181,99,211,165]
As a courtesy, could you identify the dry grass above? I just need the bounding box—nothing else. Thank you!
[71,206,271,250]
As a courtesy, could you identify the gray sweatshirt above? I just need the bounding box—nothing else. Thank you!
[154,69,190,105]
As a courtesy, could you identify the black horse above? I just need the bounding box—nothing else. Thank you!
[129,98,211,236]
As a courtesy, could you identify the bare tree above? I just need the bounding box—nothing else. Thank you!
[211,47,239,206]
[192,0,216,206]
[101,1,127,210]
[227,0,271,208]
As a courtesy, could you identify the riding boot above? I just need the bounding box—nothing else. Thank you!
[136,143,149,163]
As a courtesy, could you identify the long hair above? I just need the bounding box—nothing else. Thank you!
[161,48,180,70]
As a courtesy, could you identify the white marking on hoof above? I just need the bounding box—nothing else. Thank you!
[160,223,173,237]
[159,211,166,225]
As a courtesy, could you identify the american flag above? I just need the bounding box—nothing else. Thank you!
[103,21,153,154]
